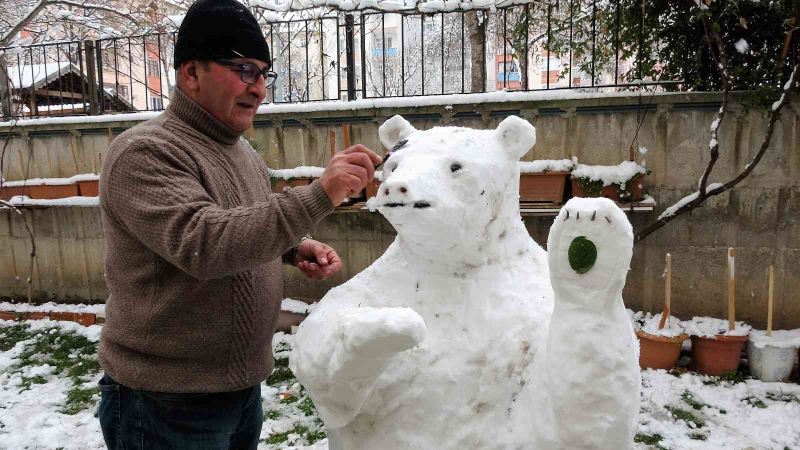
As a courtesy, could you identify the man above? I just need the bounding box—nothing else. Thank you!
[96,0,381,448]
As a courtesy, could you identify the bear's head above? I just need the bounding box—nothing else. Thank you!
[371,115,536,267]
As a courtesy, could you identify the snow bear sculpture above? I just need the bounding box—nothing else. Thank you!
[290,115,639,450]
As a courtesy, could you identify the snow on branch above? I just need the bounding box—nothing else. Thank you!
[1,0,139,47]
[635,59,799,244]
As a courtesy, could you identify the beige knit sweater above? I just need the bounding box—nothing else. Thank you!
[98,89,333,393]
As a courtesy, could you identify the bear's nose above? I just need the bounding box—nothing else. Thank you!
[383,182,410,197]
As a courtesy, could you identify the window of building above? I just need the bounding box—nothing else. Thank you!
[147,59,160,77]
[150,96,163,110]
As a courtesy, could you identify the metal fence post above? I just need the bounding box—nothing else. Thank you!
[84,40,99,115]
[345,14,356,101]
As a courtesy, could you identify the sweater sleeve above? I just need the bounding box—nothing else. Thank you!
[101,141,334,280]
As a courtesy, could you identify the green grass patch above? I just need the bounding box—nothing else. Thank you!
[634,432,667,449]
[690,432,708,441]
[665,405,705,428]
[264,409,281,420]
[60,386,100,415]
[267,365,295,387]
[0,323,35,351]
[264,430,291,445]
[19,375,47,391]
[2,323,101,415]
[297,396,316,416]
[745,396,767,408]
[682,391,726,414]
[766,392,800,403]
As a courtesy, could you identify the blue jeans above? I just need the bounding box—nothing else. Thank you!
[98,374,263,450]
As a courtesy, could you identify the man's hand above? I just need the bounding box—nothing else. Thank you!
[320,145,382,206]
[295,239,342,280]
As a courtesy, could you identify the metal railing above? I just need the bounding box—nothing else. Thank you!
[0,2,697,120]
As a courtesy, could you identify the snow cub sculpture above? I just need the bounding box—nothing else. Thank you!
[290,115,639,450]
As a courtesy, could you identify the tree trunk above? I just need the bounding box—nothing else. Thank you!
[466,11,486,93]
[0,59,11,119]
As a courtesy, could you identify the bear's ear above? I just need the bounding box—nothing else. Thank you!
[379,115,417,150]
[495,115,536,159]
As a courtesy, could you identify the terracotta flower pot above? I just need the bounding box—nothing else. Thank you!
[28,184,80,199]
[690,334,749,376]
[636,330,688,370]
[271,177,313,193]
[519,172,568,204]
[25,311,49,320]
[0,186,30,200]
[77,180,99,197]
[570,175,644,202]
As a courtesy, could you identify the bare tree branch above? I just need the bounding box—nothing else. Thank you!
[1,0,140,47]
[635,58,799,244]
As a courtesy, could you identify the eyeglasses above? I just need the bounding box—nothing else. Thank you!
[214,59,277,87]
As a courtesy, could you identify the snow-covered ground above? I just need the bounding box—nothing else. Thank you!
[0,318,798,450]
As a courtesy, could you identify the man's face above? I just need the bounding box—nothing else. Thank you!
[193,58,268,132]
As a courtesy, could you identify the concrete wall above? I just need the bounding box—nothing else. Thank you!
[1,92,799,329]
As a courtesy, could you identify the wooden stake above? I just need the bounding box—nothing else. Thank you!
[659,253,672,330]
[342,124,351,149]
[728,247,736,331]
[328,130,336,159]
[767,265,774,337]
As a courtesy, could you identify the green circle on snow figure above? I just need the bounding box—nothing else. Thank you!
[568,236,597,274]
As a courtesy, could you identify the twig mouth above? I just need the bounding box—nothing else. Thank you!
[381,201,432,209]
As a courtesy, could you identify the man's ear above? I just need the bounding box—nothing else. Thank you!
[179,61,201,92]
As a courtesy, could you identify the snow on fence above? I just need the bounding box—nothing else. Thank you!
[0,1,687,121]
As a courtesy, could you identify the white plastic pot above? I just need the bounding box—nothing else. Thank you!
[747,341,798,382]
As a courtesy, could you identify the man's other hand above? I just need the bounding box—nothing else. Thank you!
[295,239,342,280]
[320,145,382,206]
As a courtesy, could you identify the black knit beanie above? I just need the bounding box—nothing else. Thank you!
[173,0,271,69]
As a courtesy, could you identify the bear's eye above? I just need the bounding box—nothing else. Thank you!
[450,163,462,173]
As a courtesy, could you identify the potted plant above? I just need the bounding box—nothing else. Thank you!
[72,174,100,197]
[686,249,751,376]
[685,316,751,376]
[0,184,30,200]
[634,254,689,370]
[747,266,800,382]
[27,181,80,199]
[518,159,573,204]
[270,166,324,193]
[570,161,647,202]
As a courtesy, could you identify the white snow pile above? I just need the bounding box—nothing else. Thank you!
[518,159,574,174]
[1,320,799,449]
[270,166,326,180]
[749,329,800,349]
[631,311,686,338]
[2,173,99,187]
[637,370,800,449]
[281,298,317,314]
[7,196,99,207]
[0,302,104,315]
[683,316,752,338]
[571,160,647,186]
[293,115,640,449]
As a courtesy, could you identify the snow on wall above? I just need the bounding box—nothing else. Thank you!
[0,90,673,129]
[2,174,99,187]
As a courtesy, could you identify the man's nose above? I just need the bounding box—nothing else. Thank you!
[248,77,267,103]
